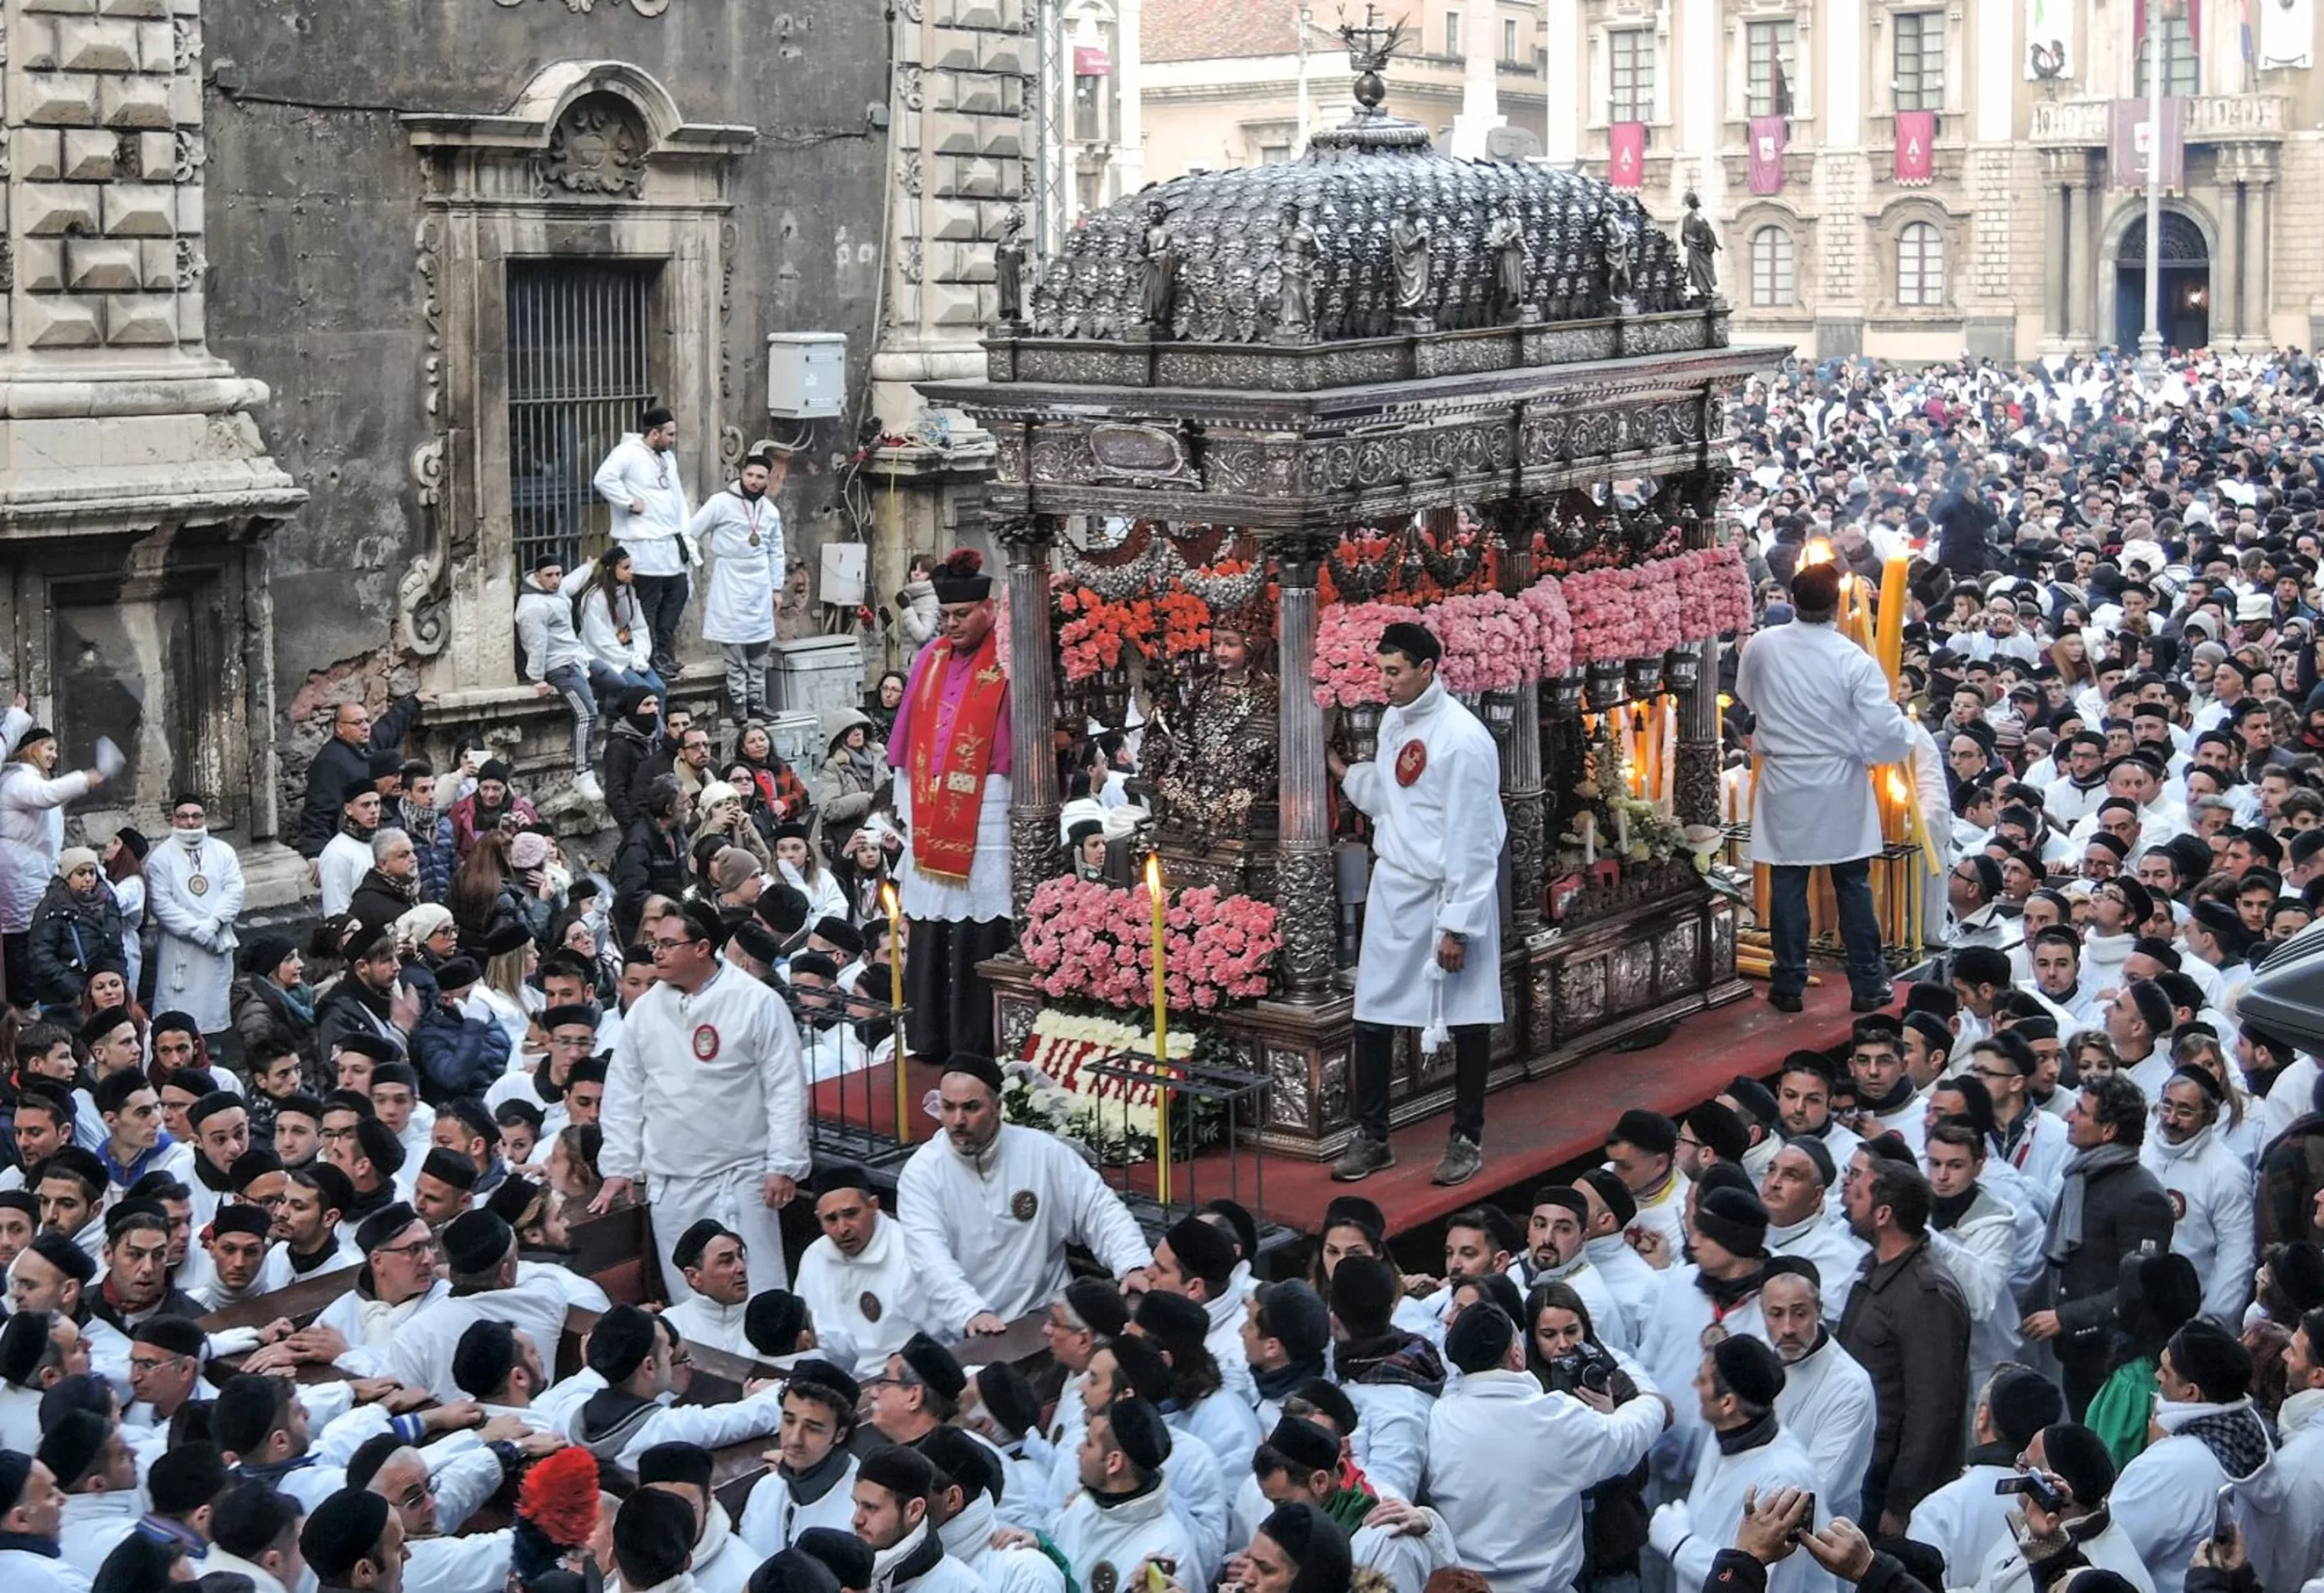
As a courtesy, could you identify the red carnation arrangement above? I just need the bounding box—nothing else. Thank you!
[938,549,984,579]
[517,1445,603,1550]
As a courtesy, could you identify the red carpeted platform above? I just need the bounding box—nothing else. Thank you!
[812,977,1877,1244]
[1213,974,1875,1240]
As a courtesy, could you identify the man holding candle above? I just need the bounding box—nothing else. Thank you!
[1736,563,1915,1015]
[888,548,1014,1063]
[1326,620,1507,1188]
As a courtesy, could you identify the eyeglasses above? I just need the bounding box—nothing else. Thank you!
[391,1476,436,1512]
[649,938,698,954]
[374,1237,439,1262]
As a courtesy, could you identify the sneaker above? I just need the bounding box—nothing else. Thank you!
[572,772,605,804]
[1767,988,1804,1013]
[1432,1134,1483,1186]
[1330,1136,1394,1182]
[1850,984,1895,1012]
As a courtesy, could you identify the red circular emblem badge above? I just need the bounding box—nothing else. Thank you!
[691,1024,721,1061]
[2167,1188,2187,1221]
[860,1291,883,1323]
[1394,738,1429,787]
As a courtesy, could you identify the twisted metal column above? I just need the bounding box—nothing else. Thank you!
[1499,505,1545,931]
[1000,516,1061,930]
[1275,543,1335,998]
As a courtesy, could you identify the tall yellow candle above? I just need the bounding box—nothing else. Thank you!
[882,883,908,1143]
[1146,852,1171,1207]
[1873,554,1909,686]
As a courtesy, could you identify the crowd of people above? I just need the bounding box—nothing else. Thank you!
[0,352,2319,1593]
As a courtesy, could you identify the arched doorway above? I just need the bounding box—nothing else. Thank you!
[2113,210,2211,352]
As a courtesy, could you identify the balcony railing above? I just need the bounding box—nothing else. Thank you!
[2029,93,2288,146]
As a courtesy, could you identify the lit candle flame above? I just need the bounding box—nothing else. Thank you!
[1886,772,1911,802]
[1800,538,1837,567]
[1145,852,1162,894]
[880,881,898,917]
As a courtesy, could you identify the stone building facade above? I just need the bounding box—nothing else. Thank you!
[1131,0,2324,362]
[1537,0,2324,360]
[1,0,895,888]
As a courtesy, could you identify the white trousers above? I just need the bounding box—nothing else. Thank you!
[647,1164,790,1303]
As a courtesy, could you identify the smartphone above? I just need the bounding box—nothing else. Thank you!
[1787,1493,1817,1543]
[1995,1473,2066,1514]
[1145,1561,1173,1593]
[2212,1484,2237,1545]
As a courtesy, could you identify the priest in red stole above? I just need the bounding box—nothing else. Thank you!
[888,548,1014,1060]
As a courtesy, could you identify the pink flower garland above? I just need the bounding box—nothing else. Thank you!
[1019,875,1283,1013]
[1519,578,1574,677]
[1670,546,1753,642]
[1311,600,1406,709]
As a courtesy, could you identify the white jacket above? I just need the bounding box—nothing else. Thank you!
[1765,1213,1871,1322]
[1649,1422,1835,1593]
[600,964,812,1185]
[566,566,655,674]
[895,1122,1151,1331]
[1929,1185,2026,1414]
[1773,1333,1877,1521]
[1968,1510,2155,1593]
[1423,1366,1668,1593]
[592,433,696,575]
[2112,1399,2275,1593]
[0,762,92,933]
[1905,1457,2017,1586]
[2250,1387,2324,1593]
[795,1211,934,1379]
[737,1453,861,1557]
[517,580,593,680]
[1049,1478,1202,1593]
[2140,1125,2257,1327]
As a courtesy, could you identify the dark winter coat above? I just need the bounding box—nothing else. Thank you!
[294,694,422,858]
[25,875,126,1007]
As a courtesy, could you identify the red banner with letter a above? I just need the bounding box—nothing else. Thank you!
[1747,116,1787,195]
[2109,95,2185,190]
[1608,122,1645,189]
[1894,110,1935,185]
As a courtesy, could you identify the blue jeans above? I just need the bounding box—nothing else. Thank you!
[1767,856,1888,999]
[588,662,667,713]
[544,664,596,775]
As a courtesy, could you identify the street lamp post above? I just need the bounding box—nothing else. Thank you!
[2136,0,2171,381]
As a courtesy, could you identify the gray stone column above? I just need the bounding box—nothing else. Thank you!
[1275,541,1336,999]
[2046,179,2072,343]
[1000,516,1060,930]
[2066,180,2095,344]
[1501,510,1545,933]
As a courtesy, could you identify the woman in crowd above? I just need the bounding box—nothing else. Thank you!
[863,669,909,740]
[25,846,125,1017]
[691,781,772,877]
[395,901,461,970]
[812,709,889,844]
[567,546,665,706]
[1523,1282,1650,1593]
[773,822,848,927]
[733,723,814,825]
[231,932,319,1072]
[101,828,148,1001]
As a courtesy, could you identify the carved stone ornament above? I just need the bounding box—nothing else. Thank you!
[1275,846,1337,994]
[539,93,651,199]
[496,0,673,14]
[1087,423,1196,485]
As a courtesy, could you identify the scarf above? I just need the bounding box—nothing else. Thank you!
[1695,1264,1768,1313]
[1859,1075,1915,1116]
[1253,1354,1326,1404]
[1335,1332,1447,1395]
[2160,1397,2273,1480]
[2145,1124,2213,1165]
[1322,1485,1376,1536]
[870,1519,942,1593]
[1088,1474,1163,1511]
[2045,1143,2141,1264]
[0,1532,61,1559]
[1931,1184,1979,1232]
[901,632,1008,883]
[1715,1411,1781,1457]
[277,981,318,1026]
[843,743,881,788]
[781,1442,854,1507]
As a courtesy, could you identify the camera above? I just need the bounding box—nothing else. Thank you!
[1542,1342,1619,1399]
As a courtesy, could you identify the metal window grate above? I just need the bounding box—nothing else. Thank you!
[506,260,663,578]
[1894,12,1945,111]
[2136,18,2199,96]
[1610,29,1654,123]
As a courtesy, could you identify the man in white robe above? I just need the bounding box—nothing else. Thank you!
[793,1165,929,1379]
[1736,562,1915,1011]
[1758,1141,1869,1323]
[144,796,244,1036]
[898,1056,1150,1333]
[1648,1336,1835,1593]
[1507,1186,1635,1352]
[1905,1368,2063,1587]
[1761,1259,1876,1521]
[2138,1068,2255,1328]
[594,900,810,1301]
[1327,620,1506,1189]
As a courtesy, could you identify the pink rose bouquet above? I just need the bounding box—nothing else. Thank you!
[1434,591,1533,693]
[1519,577,1573,676]
[1019,875,1283,1013]
[1564,565,1681,663]
[1670,546,1753,642]
[1312,600,1406,709]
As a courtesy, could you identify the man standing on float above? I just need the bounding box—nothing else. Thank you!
[889,548,1013,1061]
[1328,619,1506,1188]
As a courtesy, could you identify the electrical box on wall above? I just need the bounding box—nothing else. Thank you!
[767,332,847,418]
